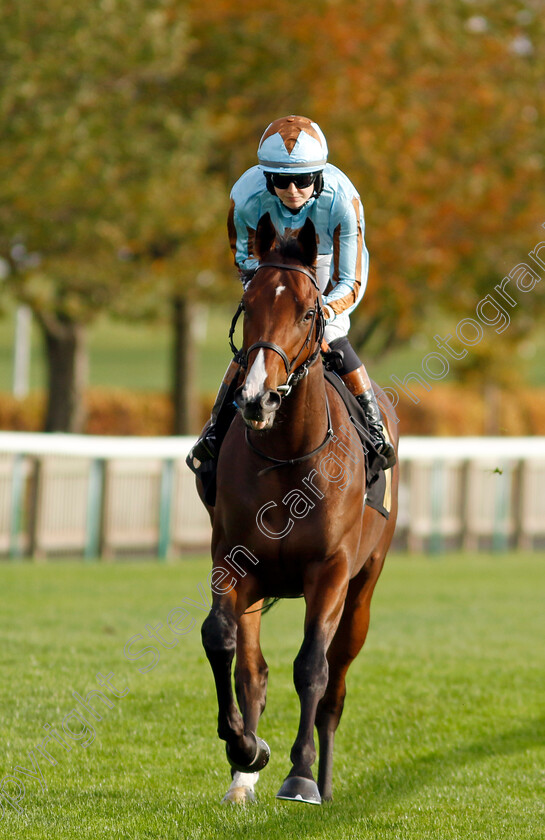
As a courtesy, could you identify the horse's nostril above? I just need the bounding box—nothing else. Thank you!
[236,387,280,418]
[261,391,281,411]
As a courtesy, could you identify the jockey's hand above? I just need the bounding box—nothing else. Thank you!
[323,304,334,320]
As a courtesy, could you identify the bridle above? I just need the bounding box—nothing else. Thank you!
[228,262,326,398]
[228,261,334,475]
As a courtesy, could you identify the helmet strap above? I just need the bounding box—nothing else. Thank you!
[313,172,324,197]
[264,172,277,196]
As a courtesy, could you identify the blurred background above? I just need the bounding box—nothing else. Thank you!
[1,0,544,438]
[2,10,544,831]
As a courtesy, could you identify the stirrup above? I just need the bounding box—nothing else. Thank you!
[187,424,218,467]
[368,424,396,470]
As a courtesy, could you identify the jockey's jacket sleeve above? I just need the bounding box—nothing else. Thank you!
[227,198,258,274]
[321,196,369,319]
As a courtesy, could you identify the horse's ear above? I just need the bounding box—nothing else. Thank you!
[254,213,277,259]
[297,218,318,267]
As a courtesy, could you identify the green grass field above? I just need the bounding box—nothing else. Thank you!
[1,553,544,839]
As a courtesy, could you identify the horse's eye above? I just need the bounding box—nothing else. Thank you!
[303,309,314,322]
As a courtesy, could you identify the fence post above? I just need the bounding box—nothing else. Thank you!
[492,461,510,552]
[85,458,105,561]
[9,454,26,560]
[27,457,41,558]
[513,459,527,550]
[429,460,444,554]
[158,458,175,561]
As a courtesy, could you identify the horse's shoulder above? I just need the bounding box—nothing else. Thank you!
[324,377,353,425]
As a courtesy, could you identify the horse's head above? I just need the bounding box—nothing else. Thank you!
[234,213,323,431]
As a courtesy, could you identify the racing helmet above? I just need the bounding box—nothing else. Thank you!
[257,115,328,174]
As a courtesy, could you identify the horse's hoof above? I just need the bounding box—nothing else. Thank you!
[276,775,322,805]
[222,785,256,805]
[226,736,270,773]
[221,771,259,805]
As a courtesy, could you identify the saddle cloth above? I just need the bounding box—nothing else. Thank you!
[323,370,391,520]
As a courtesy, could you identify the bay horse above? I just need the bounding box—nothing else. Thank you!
[197,213,399,805]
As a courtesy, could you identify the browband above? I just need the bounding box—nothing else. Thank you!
[256,262,320,291]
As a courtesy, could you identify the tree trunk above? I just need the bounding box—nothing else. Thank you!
[483,381,501,436]
[39,315,88,433]
[172,294,198,435]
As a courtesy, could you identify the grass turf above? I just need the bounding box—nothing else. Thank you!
[0,553,544,839]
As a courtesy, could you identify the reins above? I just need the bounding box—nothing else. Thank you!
[245,395,334,476]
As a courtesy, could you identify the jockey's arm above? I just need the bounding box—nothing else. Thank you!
[227,198,258,282]
[322,198,369,320]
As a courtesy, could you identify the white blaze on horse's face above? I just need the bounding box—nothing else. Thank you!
[243,349,267,401]
[239,347,281,430]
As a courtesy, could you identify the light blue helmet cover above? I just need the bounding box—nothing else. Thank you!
[257,115,328,174]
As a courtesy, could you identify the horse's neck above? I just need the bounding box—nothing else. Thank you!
[267,362,329,460]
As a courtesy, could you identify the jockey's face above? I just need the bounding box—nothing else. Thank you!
[274,181,315,211]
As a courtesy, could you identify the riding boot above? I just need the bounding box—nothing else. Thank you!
[341,365,397,470]
[187,360,240,468]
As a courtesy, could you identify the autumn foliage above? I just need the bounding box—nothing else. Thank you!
[185,0,545,358]
[1,0,544,430]
[1,386,544,437]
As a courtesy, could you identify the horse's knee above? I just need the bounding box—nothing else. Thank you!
[235,661,268,691]
[293,643,328,697]
[201,608,237,657]
[235,661,269,712]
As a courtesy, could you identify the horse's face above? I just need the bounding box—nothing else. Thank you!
[236,267,319,431]
[234,212,320,432]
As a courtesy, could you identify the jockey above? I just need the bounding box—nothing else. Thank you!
[189,115,396,471]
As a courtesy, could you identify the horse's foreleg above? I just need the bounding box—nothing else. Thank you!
[220,607,269,804]
[316,548,386,800]
[235,606,269,735]
[277,559,349,805]
[201,582,270,775]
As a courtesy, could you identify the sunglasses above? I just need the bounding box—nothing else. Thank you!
[270,172,318,190]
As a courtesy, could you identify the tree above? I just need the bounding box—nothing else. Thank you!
[2,0,544,436]
[184,0,545,376]
[0,0,228,432]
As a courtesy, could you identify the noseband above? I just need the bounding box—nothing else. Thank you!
[228,262,325,396]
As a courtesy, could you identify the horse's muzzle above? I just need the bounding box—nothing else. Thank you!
[235,387,281,430]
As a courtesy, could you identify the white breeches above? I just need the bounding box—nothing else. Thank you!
[316,255,350,343]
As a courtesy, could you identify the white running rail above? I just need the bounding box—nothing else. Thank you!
[0,433,543,558]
